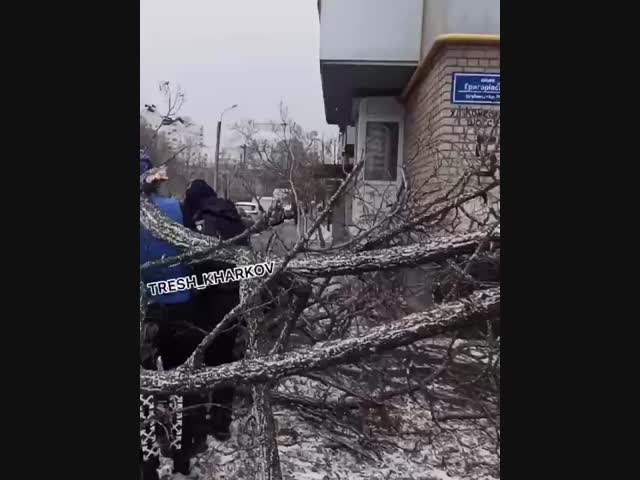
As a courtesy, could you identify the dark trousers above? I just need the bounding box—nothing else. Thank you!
[190,282,241,435]
[141,286,241,478]
[142,302,198,478]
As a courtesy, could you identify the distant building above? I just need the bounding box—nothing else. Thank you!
[141,105,210,165]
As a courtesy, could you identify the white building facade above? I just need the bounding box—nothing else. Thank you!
[140,105,210,165]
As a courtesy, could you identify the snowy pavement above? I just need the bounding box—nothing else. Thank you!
[251,221,333,256]
[176,374,498,480]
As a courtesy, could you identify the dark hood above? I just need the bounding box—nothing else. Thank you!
[198,197,242,222]
[183,179,217,229]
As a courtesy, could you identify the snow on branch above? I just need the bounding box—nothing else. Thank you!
[140,190,499,279]
[140,287,500,395]
[360,179,500,250]
[287,228,500,277]
[140,193,243,262]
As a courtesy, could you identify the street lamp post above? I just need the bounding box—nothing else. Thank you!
[214,104,238,192]
[241,144,247,164]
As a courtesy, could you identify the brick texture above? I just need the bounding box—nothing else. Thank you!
[403,43,500,230]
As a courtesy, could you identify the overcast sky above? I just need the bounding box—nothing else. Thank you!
[140,0,336,155]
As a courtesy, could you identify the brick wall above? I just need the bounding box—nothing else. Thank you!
[403,43,500,230]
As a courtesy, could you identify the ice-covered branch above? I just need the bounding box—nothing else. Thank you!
[360,180,500,250]
[288,229,499,277]
[140,205,499,280]
[242,250,283,480]
[140,287,500,395]
[139,193,241,262]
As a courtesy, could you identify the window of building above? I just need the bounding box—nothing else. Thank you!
[364,121,399,181]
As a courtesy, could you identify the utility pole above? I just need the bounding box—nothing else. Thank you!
[213,104,238,192]
[214,120,222,191]
[222,173,227,199]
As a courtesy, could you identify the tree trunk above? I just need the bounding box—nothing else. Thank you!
[242,250,283,480]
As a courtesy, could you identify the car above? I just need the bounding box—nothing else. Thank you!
[258,196,274,213]
[236,208,255,229]
[272,189,297,220]
[235,201,260,221]
[272,188,291,203]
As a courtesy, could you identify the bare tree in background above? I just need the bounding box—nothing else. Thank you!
[232,103,329,210]
[140,117,171,165]
[141,82,213,198]
[140,104,500,479]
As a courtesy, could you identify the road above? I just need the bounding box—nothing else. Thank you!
[249,220,333,256]
[250,220,299,256]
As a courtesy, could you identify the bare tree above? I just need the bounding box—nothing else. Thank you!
[141,82,209,199]
[232,104,329,211]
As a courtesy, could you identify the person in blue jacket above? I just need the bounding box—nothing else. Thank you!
[140,153,191,310]
[139,151,196,478]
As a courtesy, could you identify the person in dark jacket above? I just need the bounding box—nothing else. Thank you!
[268,199,286,226]
[182,180,248,241]
[181,179,248,445]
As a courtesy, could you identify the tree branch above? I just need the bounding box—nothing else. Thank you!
[288,228,499,277]
[360,180,499,250]
[141,287,500,395]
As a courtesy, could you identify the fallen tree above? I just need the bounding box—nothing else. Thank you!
[139,112,501,479]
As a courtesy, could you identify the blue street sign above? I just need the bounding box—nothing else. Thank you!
[451,73,500,105]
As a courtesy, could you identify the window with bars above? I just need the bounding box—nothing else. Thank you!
[364,121,399,181]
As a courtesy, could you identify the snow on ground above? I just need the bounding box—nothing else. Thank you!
[174,375,499,480]
[309,225,332,246]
